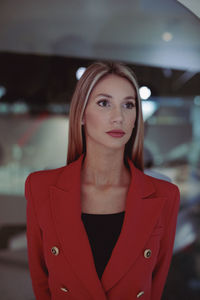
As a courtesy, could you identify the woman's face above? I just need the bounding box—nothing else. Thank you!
[83,74,137,152]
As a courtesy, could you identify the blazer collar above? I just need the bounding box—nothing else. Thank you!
[53,154,155,198]
[50,154,166,298]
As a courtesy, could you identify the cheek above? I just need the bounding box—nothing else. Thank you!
[126,111,136,130]
[84,110,106,130]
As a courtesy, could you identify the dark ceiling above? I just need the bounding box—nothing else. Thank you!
[0,52,199,106]
[0,0,200,107]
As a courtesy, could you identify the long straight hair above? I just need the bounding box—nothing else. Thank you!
[67,61,144,171]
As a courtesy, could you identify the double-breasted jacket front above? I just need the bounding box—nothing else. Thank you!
[25,154,180,300]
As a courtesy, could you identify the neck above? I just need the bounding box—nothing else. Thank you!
[81,147,130,187]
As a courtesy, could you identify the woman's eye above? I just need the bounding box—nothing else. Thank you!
[124,102,135,109]
[97,99,110,107]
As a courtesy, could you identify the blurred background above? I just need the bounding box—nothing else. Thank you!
[0,0,200,299]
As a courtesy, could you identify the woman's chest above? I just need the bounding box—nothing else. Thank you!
[81,184,128,214]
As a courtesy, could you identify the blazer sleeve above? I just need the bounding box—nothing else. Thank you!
[25,174,51,300]
[151,185,180,300]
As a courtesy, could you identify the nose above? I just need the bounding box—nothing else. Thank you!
[111,106,123,124]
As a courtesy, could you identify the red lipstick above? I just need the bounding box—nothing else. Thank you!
[106,130,125,138]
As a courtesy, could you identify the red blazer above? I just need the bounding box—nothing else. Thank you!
[25,154,180,300]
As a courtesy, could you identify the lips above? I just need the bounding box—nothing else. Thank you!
[106,130,125,138]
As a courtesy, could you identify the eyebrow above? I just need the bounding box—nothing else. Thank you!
[96,93,112,98]
[96,93,136,101]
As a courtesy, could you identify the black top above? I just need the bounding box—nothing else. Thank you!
[81,211,125,279]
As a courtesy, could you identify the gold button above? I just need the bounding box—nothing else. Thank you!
[60,287,69,293]
[51,246,59,256]
[137,291,144,298]
[144,249,151,258]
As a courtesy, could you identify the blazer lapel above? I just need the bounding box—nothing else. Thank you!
[49,155,106,300]
[49,155,166,297]
[101,161,167,292]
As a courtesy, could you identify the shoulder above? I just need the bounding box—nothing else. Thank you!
[139,172,180,225]
[131,162,180,204]
[129,158,179,196]
[25,156,83,209]
[129,161,180,215]
[130,159,180,197]
[25,165,66,189]
[142,172,180,216]
[145,171,180,196]
[25,155,83,193]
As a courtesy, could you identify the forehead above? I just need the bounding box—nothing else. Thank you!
[90,74,136,97]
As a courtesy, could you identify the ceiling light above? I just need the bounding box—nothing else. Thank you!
[76,67,86,80]
[162,32,173,42]
[139,86,151,100]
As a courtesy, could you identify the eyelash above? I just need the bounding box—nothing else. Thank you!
[97,99,109,107]
[97,99,136,109]
[125,102,136,109]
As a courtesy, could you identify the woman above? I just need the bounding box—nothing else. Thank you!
[25,61,180,300]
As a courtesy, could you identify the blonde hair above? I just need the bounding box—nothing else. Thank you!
[67,61,144,171]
